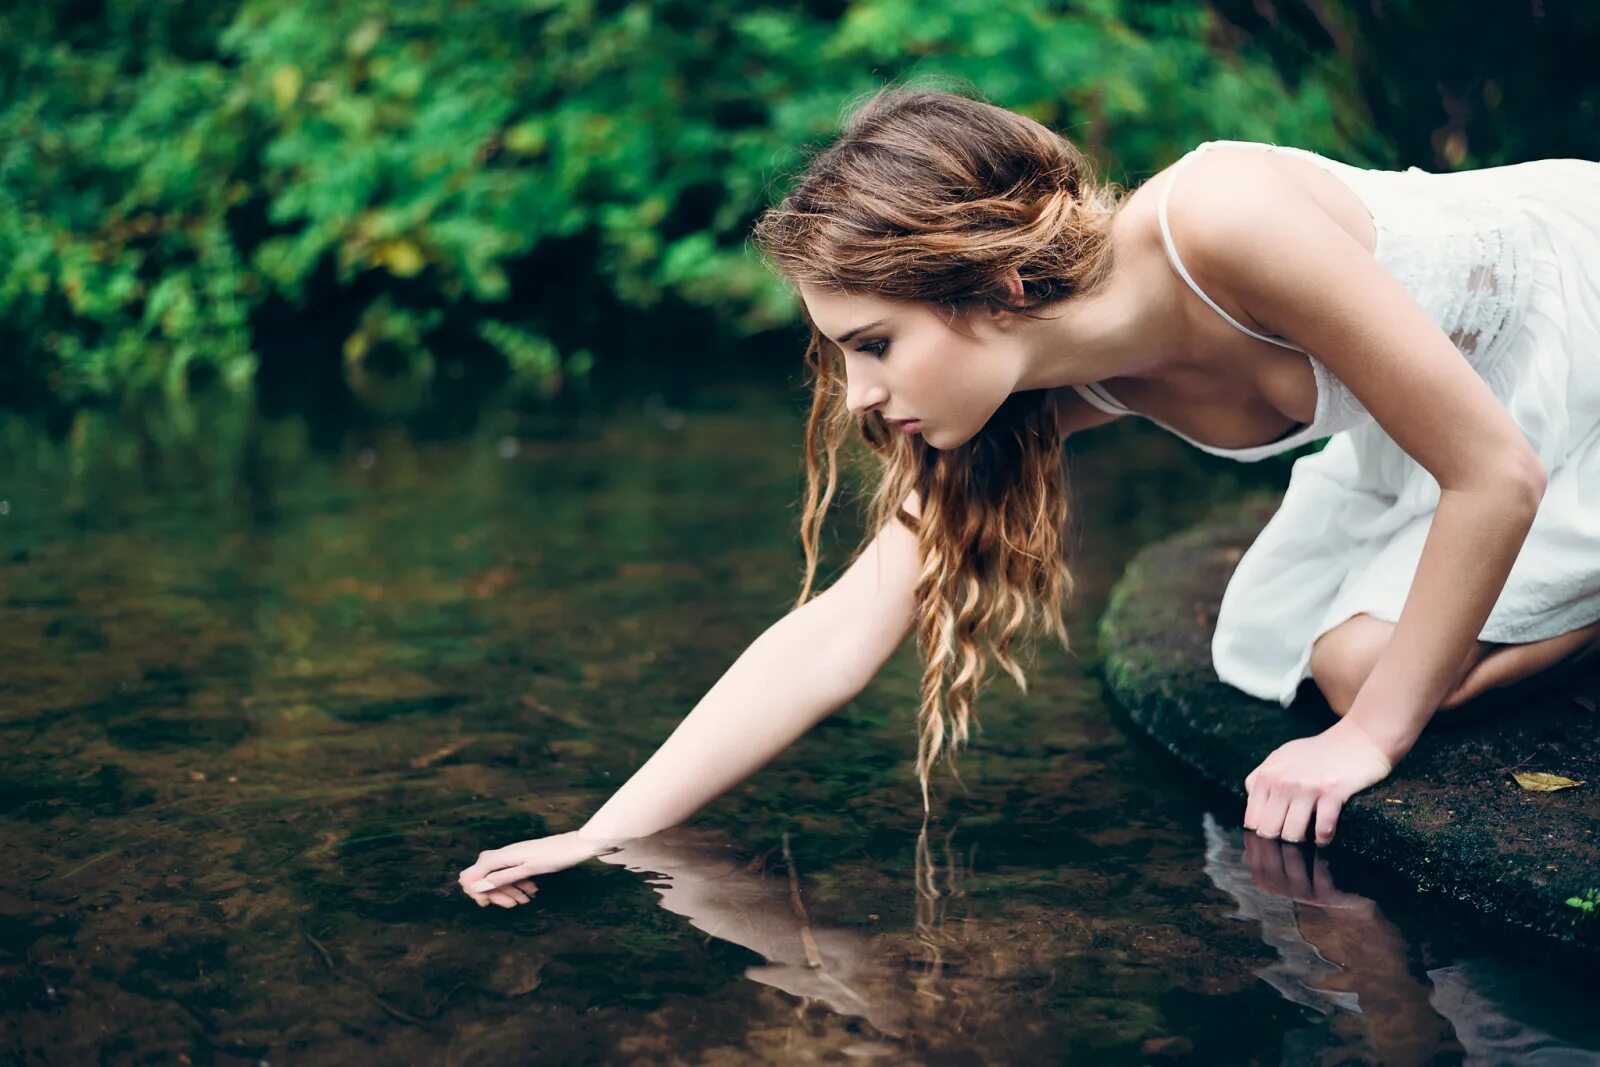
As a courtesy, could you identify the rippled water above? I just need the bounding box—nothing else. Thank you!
[3,383,1598,1064]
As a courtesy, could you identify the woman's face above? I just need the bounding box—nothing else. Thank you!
[798,284,1025,450]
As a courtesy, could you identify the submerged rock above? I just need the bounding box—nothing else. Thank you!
[1100,495,1600,955]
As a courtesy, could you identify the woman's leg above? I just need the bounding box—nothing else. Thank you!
[1308,613,1490,715]
[1308,613,1600,717]
[1439,619,1600,709]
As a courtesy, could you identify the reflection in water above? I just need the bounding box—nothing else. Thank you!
[1203,813,1370,1017]
[4,394,1599,1063]
[910,815,976,1012]
[1428,960,1600,1066]
[1202,813,1600,1066]
[595,826,908,1041]
[598,807,1166,1057]
[602,812,1600,1065]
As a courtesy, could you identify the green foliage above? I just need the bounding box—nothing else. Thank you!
[1567,888,1600,915]
[1,0,1357,408]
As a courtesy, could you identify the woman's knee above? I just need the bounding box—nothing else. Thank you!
[1309,614,1393,715]
[1310,612,1498,715]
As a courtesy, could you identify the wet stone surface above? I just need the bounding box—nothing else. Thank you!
[1101,494,1600,956]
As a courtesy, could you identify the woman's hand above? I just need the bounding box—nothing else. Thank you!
[458,830,620,909]
[1243,719,1395,846]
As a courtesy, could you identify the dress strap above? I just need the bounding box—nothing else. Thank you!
[1157,144,1307,354]
[1071,381,1135,416]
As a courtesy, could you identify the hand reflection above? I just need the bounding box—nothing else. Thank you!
[1241,829,1376,914]
[1204,815,1456,1066]
[594,826,909,1039]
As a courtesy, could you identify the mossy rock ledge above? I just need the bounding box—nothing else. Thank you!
[1100,494,1600,955]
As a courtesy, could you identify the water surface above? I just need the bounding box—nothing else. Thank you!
[3,383,1598,1064]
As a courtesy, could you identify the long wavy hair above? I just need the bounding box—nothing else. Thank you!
[751,80,1128,811]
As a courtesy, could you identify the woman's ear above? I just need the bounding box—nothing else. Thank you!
[986,269,1026,324]
[1001,269,1025,308]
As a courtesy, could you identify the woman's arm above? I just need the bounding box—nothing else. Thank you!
[1239,475,1542,846]
[459,492,923,905]
[1170,150,1549,844]
[579,492,922,839]
[1338,479,1543,761]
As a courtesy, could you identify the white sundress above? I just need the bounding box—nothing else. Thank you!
[1073,138,1600,707]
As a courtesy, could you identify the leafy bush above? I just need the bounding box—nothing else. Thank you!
[0,0,1357,410]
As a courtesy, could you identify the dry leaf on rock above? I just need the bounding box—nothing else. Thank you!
[1510,771,1586,792]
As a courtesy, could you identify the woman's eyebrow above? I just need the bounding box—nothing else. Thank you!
[836,318,887,344]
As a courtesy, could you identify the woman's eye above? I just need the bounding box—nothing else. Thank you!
[856,339,889,357]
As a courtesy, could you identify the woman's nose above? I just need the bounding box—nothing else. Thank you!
[846,380,889,417]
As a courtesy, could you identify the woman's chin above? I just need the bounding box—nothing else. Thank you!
[922,426,969,450]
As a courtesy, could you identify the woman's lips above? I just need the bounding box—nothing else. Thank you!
[892,420,923,434]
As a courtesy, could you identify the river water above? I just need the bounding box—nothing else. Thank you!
[3,381,1597,1064]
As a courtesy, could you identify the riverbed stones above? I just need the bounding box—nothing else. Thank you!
[1099,494,1600,955]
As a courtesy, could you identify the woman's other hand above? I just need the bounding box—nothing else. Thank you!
[458,830,619,908]
[1242,719,1394,845]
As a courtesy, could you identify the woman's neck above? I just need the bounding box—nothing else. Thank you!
[1013,198,1196,393]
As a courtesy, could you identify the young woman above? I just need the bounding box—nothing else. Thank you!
[460,84,1600,908]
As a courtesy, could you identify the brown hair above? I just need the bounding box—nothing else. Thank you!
[749,78,1129,811]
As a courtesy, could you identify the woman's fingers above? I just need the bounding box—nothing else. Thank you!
[459,856,517,906]
[1255,786,1292,840]
[1243,777,1265,832]
[467,886,507,906]
[459,831,621,909]
[458,851,514,889]
[503,882,536,903]
[1314,795,1344,846]
[467,879,540,909]
[462,861,534,894]
[1279,793,1317,844]
[473,866,533,893]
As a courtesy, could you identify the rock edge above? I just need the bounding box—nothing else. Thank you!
[1100,495,1600,954]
